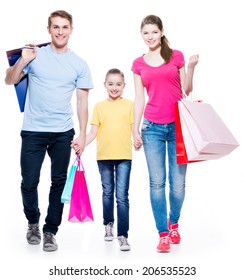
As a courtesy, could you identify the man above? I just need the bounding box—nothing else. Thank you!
[4,10,93,252]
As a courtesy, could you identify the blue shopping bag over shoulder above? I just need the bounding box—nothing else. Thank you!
[6,42,50,112]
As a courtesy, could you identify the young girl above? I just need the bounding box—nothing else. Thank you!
[131,15,199,253]
[86,68,134,251]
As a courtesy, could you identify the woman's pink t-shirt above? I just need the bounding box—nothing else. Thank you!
[131,49,185,124]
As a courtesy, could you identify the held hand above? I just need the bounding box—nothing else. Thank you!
[133,133,143,151]
[187,54,199,69]
[71,137,85,156]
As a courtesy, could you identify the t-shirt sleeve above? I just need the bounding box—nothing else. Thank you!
[76,61,94,90]
[130,102,134,124]
[131,58,140,75]
[90,104,100,126]
[174,50,185,68]
[23,64,29,75]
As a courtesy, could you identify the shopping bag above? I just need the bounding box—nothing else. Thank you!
[175,102,201,164]
[68,157,94,223]
[61,158,78,203]
[175,99,239,163]
[6,42,50,112]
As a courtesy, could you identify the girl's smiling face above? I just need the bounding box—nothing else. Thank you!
[104,73,125,101]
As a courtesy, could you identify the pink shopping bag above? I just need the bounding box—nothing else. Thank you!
[175,102,202,164]
[68,157,94,223]
[176,100,239,163]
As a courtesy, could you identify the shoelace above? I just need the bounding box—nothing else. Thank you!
[170,229,179,237]
[44,233,54,243]
[159,236,170,244]
[105,223,113,236]
[28,225,40,238]
[118,236,128,246]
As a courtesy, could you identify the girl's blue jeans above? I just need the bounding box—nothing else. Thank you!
[97,160,132,238]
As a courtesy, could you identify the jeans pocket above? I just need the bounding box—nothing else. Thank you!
[141,118,153,131]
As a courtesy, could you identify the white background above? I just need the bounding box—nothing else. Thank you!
[0,0,244,279]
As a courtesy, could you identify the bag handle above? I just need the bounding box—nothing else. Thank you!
[76,155,85,172]
[182,90,202,102]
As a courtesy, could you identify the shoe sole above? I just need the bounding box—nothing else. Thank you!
[43,246,58,252]
[27,238,41,245]
[120,247,131,251]
[170,240,181,244]
[104,237,114,241]
[157,248,170,253]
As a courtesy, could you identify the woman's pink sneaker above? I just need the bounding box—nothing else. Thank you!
[157,233,171,252]
[169,223,181,244]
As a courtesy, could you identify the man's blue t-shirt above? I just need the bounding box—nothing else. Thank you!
[23,44,93,132]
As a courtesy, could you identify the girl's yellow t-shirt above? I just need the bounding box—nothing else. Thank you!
[90,98,134,160]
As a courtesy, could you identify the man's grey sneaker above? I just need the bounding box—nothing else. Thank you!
[118,236,131,251]
[104,222,114,241]
[26,223,41,245]
[43,232,58,252]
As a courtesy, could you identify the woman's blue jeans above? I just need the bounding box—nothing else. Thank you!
[20,129,75,234]
[97,160,132,238]
[141,119,187,235]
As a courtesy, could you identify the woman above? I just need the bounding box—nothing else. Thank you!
[131,15,199,253]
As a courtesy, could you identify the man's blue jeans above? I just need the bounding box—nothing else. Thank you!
[97,160,132,238]
[141,119,187,235]
[20,129,75,234]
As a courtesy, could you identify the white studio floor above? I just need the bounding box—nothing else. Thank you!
[1,144,244,280]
